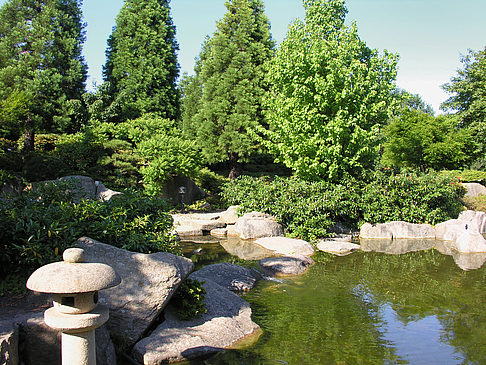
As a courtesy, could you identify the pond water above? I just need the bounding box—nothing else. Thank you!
[181,237,486,365]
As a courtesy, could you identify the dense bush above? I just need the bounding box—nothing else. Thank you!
[0,182,179,279]
[221,172,466,241]
[361,171,465,225]
[440,169,486,183]
[221,176,361,241]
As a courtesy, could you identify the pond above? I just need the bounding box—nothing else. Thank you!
[181,236,486,365]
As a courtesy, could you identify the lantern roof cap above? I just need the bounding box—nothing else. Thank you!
[26,248,120,294]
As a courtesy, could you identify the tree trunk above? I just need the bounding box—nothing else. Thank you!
[23,128,35,153]
[228,152,242,180]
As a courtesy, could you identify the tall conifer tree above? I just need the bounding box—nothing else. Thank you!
[0,0,87,148]
[103,0,180,122]
[183,0,275,178]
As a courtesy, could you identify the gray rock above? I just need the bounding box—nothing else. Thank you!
[254,236,314,257]
[172,212,226,237]
[57,175,97,201]
[95,182,123,202]
[76,237,194,350]
[436,211,486,253]
[317,240,360,256]
[1,325,18,365]
[219,237,275,260]
[463,183,486,198]
[191,263,261,292]
[210,227,228,236]
[259,255,314,276]
[161,175,206,205]
[458,210,486,233]
[220,206,239,225]
[360,221,436,240]
[453,231,486,253]
[234,212,284,240]
[132,278,260,364]
[360,238,435,254]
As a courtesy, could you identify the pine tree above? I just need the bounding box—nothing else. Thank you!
[183,0,275,178]
[103,0,180,122]
[0,0,87,149]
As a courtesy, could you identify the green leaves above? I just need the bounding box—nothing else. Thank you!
[382,110,477,171]
[182,0,275,173]
[0,183,179,278]
[103,0,180,122]
[261,0,398,181]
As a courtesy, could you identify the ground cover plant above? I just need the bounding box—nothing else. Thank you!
[0,182,179,283]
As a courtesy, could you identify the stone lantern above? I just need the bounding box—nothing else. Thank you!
[26,248,120,365]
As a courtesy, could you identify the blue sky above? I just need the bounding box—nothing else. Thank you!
[1,0,486,114]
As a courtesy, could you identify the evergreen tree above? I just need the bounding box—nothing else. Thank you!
[260,0,398,181]
[183,0,275,178]
[103,0,180,122]
[0,0,87,149]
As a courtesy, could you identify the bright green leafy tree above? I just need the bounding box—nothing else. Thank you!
[103,0,180,122]
[0,0,87,149]
[381,110,476,171]
[260,0,398,181]
[442,47,486,169]
[183,0,275,179]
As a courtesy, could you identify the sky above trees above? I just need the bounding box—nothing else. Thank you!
[0,0,484,114]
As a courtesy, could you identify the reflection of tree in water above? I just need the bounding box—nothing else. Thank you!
[231,255,402,364]
[348,251,486,363]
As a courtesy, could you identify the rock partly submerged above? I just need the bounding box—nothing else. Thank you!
[132,276,260,364]
[259,255,314,276]
[254,236,314,257]
[317,240,361,256]
[190,263,261,292]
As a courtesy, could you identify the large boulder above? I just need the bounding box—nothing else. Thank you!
[95,182,123,202]
[463,183,486,198]
[234,212,284,240]
[191,263,261,292]
[172,212,226,237]
[161,175,206,205]
[220,206,239,225]
[259,255,314,276]
[317,240,360,256]
[458,210,486,233]
[253,237,314,257]
[76,237,194,350]
[132,278,260,364]
[360,238,435,254]
[453,231,486,253]
[219,237,275,260]
[360,221,436,240]
[435,211,486,253]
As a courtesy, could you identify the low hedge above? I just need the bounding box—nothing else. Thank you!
[221,171,465,241]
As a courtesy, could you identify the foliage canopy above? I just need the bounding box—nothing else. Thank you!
[260,0,398,181]
[103,0,180,122]
[182,0,275,178]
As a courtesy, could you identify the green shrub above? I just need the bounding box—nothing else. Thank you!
[440,169,486,184]
[0,182,179,279]
[221,176,361,241]
[221,172,465,241]
[171,278,207,320]
[463,195,486,212]
[361,171,465,225]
